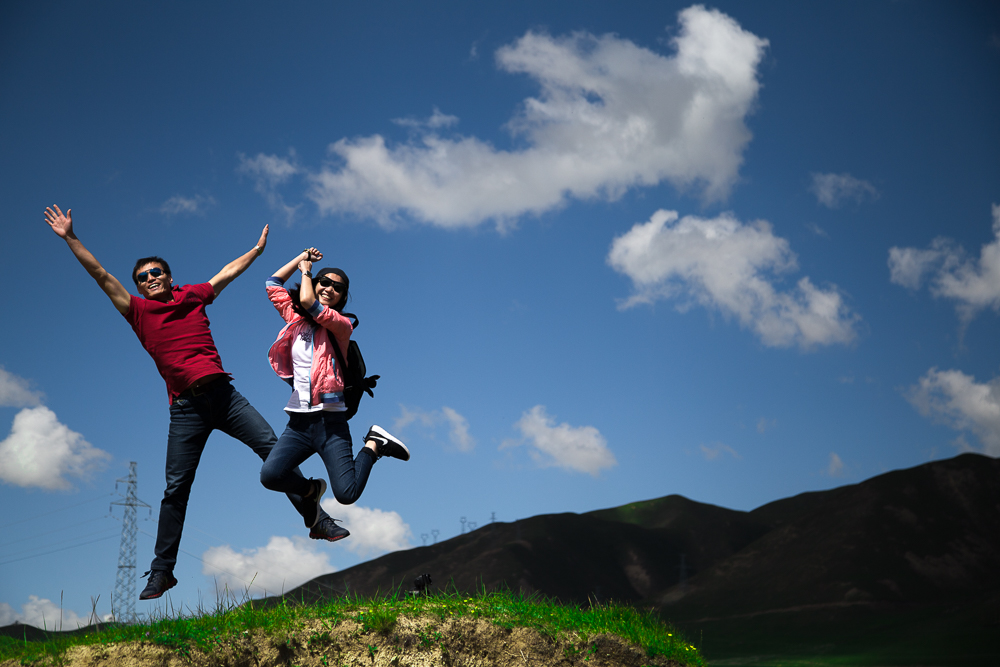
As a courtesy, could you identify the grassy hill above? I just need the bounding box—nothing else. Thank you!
[1,590,702,667]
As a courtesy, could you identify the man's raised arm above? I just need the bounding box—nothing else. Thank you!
[208,225,269,298]
[45,205,131,315]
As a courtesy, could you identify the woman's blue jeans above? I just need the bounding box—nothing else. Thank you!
[151,380,323,573]
[260,410,375,506]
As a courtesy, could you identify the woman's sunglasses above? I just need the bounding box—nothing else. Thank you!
[137,268,165,283]
[318,277,346,293]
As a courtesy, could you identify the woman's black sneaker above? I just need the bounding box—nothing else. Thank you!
[365,425,410,461]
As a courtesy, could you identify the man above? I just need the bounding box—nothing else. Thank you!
[45,205,348,601]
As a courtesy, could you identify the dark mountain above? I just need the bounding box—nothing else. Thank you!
[273,494,771,607]
[265,454,1000,663]
[278,454,1000,614]
[660,453,1000,617]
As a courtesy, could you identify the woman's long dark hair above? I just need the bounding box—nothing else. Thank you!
[288,285,317,325]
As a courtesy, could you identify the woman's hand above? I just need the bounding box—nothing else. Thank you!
[298,259,313,275]
[304,247,323,262]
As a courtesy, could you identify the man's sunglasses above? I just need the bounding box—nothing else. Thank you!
[318,277,346,293]
[137,268,165,284]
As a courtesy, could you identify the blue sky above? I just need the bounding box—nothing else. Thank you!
[2,0,999,627]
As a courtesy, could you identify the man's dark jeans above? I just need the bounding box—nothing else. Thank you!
[150,379,325,573]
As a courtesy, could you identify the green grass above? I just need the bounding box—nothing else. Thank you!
[0,588,704,666]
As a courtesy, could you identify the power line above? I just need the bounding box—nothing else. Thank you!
[0,533,119,566]
[0,493,113,529]
[0,516,110,550]
[0,525,120,561]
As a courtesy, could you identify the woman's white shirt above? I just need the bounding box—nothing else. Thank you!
[284,321,344,413]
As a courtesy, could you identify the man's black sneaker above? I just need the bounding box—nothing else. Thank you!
[309,517,350,542]
[303,478,327,528]
[139,570,177,600]
[365,425,410,461]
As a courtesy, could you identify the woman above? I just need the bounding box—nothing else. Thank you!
[260,247,409,542]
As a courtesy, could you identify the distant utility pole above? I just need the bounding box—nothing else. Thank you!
[111,462,150,623]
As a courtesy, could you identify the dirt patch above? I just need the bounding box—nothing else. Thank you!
[4,615,681,667]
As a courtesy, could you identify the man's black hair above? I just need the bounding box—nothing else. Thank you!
[132,256,172,285]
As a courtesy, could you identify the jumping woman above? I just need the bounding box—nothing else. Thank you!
[260,247,409,542]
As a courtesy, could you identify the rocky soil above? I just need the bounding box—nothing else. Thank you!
[2,615,682,667]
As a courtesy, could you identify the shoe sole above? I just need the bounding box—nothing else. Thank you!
[369,425,410,461]
[309,530,350,542]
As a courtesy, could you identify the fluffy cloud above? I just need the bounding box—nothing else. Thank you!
[889,204,1000,324]
[810,172,878,208]
[202,536,333,597]
[907,368,1000,456]
[158,194,216,217]
[0,406,111,491]
[756,417,776,434]
[392,108,459,130]
[0,596,91,630]
[699,443,740,460]
[237,151,301,222]
[826,452,845,477]
[608,209,860,349]
[246,6,766,229]
[393,405,475,451]
[0,367,43,407]
[322,501,413,557]
[503,405,616,476]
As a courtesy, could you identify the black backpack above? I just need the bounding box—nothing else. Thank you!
[328,313,379,420]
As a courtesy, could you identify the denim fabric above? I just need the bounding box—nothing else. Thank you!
[150,380,325,572]
[260,411,375,506]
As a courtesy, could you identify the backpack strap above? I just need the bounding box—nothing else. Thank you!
[328,312,358,386]
[329,326,350,381]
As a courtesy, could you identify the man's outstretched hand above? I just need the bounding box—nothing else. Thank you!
[45,205,74,239]
[256,224,269,253]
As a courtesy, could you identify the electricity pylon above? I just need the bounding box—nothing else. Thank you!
[111,461,150,623]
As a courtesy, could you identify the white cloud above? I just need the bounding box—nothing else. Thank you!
[237,151,302,222]
[392,405,475,451]
[202,536,333,597]
[393,107,460,130]
[608,209,860,349]
[756,417,776,434]
[0,406,111,491]
[826,452,845,477]
[503,405,617,476]
[699,442,741,460]
[285,5,767,229]
[322,501,413,557]
[0,367,43,407]
[809,172,878,208]
[158,194,216,217]
[805,221,828,238]
[0,596,90,630]
[907,367,1000,456]
[889,204,1000,324]
[441,407,475,451]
